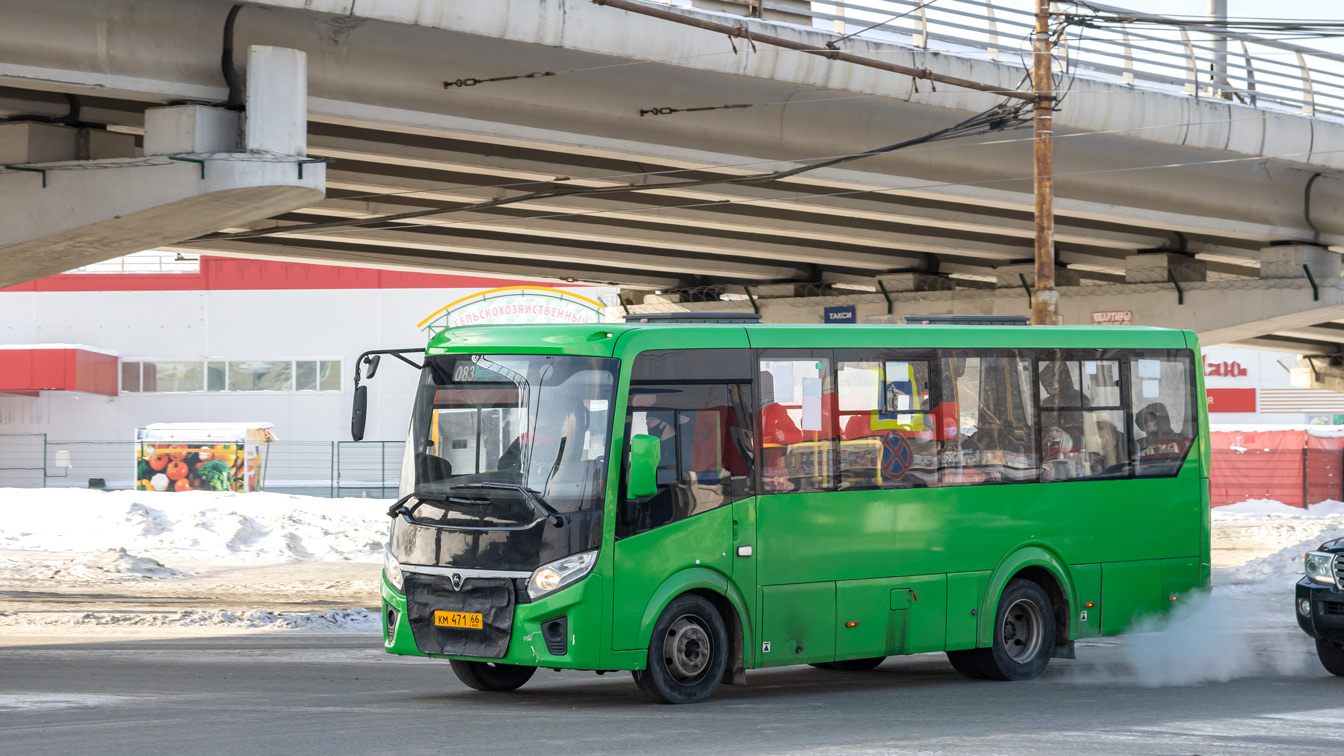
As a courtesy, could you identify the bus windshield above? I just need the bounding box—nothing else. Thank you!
[400,354,617,520]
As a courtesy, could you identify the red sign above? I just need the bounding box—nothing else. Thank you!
[1206,388,1256,413]
[1204,358,1248,378]
[1091,311,1132,325]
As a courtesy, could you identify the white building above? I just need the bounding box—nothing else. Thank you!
[0,253,612,491]
[1202,345,1344,426]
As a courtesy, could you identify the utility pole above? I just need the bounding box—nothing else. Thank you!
[1209,0,1231,97]
[1031,0,1060,325]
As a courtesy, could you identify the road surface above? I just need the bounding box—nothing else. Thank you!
[1,605,1340,756]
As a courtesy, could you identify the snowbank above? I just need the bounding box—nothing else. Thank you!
[1,548,188,582]
[0,607,378,632]
[1215,499,1344,593]
[0,488,388,562]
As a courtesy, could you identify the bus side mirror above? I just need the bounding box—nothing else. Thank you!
[351,385,368,442]
[625,434,660,499]
[363,354,381,380]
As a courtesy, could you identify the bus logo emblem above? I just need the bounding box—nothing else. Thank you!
[450,573,464,591]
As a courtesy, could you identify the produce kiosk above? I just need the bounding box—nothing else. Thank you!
[134,423,276,492]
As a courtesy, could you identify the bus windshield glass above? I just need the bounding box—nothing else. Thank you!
[401,354,617,519]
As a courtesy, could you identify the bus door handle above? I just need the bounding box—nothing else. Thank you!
[736,545,753,558]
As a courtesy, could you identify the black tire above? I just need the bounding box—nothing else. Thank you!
[811,657,886,671]
[449,659,536,692]
[946,649,989,680]
[631,594,728,704]
[1316,639,1344,676]
[979,579,1056,681]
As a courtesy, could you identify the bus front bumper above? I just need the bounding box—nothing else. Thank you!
[380,571,607,669]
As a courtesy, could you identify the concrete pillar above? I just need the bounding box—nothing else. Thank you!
[995,263,1081,288]
[1123,252,1207,283]
[143,106,240,156]
[0,122,134,163]
[1259,244,1341,280]
[245,45,307,156]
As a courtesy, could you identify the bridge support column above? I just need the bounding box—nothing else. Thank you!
[1123,252,1207,283]
[1260,244,1341,281]
[0,45,324,289]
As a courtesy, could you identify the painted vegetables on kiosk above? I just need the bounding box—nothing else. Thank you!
[134,423,276,492]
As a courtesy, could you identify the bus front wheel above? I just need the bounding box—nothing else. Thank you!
[449,659,536,692]
[632,594,729,704]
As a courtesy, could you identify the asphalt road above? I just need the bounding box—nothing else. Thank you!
[2,615,1342,756]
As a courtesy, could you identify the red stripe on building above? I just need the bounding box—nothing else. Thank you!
[1,256,556,293]
[1206,387,1256,414]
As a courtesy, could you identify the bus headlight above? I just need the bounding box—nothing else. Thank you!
[384,549,405,592]
[528,550,598,601]
[1305,551,1336,586]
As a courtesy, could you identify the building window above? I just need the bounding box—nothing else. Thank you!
[120,359,342,394]
[227,360,294,391]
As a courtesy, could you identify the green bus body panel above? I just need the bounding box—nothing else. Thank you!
[388,322,1210,673]
[1101,560,1165,634]
[1071,563,1102,638]
[945,571,991,649]
[611,507,735,651]
[760,582,836,666]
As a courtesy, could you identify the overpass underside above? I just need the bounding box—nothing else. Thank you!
[4,0,1344,353]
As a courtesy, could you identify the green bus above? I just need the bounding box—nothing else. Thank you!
[356,316,1210,704]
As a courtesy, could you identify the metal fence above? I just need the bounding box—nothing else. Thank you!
[684,0,1344,119]
[0,433,402,498]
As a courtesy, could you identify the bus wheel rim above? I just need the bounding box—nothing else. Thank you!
[1001,598,1044,663]
[664,615,711,683]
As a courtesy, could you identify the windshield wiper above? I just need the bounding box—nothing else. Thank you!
[453,482,565,528]
[385,492,480,519]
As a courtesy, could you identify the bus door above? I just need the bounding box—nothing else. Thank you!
[610,343,758,652]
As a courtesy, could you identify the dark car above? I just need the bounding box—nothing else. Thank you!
[1296,537,1344,675]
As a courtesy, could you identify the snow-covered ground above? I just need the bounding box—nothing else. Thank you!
[0,488,388,633]
[1,488,1342,637]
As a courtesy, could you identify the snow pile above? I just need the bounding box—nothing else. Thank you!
[0,488,388,562]
[3,548,189,582]
[1214,500,1344,593]
[0,607,378,632]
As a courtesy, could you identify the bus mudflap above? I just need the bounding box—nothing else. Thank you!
[403,573,515,658]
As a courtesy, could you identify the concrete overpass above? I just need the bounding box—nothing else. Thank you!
[4,0,1344,353]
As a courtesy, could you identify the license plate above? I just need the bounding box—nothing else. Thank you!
[433,610,483,630]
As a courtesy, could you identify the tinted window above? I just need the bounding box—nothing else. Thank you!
[1131,353,1196,476]
[837,355,938,489]
[1039,354,1130,481]
[940,353,1038,485]
[622,350,754,537]
[759,352,835,493]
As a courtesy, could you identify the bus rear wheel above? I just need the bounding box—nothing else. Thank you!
[449,659,536,692]
[949,579,1056,681]
[632,594,728,704]
[983,579,1056,681]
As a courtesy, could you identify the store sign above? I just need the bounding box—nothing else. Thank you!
[1206,388,1256,413]
[1204,358,1248,378]
[1091,311,1132,325]
[824,306,857,324]
[418,287,605,335]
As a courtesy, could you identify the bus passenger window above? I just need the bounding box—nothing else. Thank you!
[939,354,1038,486]
[837,358,937,489]
[1038,356,1130,481]
[759,356,836,493]
[622,349,755,537]
[1130,355,1196,477]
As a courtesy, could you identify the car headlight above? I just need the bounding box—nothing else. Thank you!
[384,549,405,592]
[528,550,598,601]
[1305,551,1336,586]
